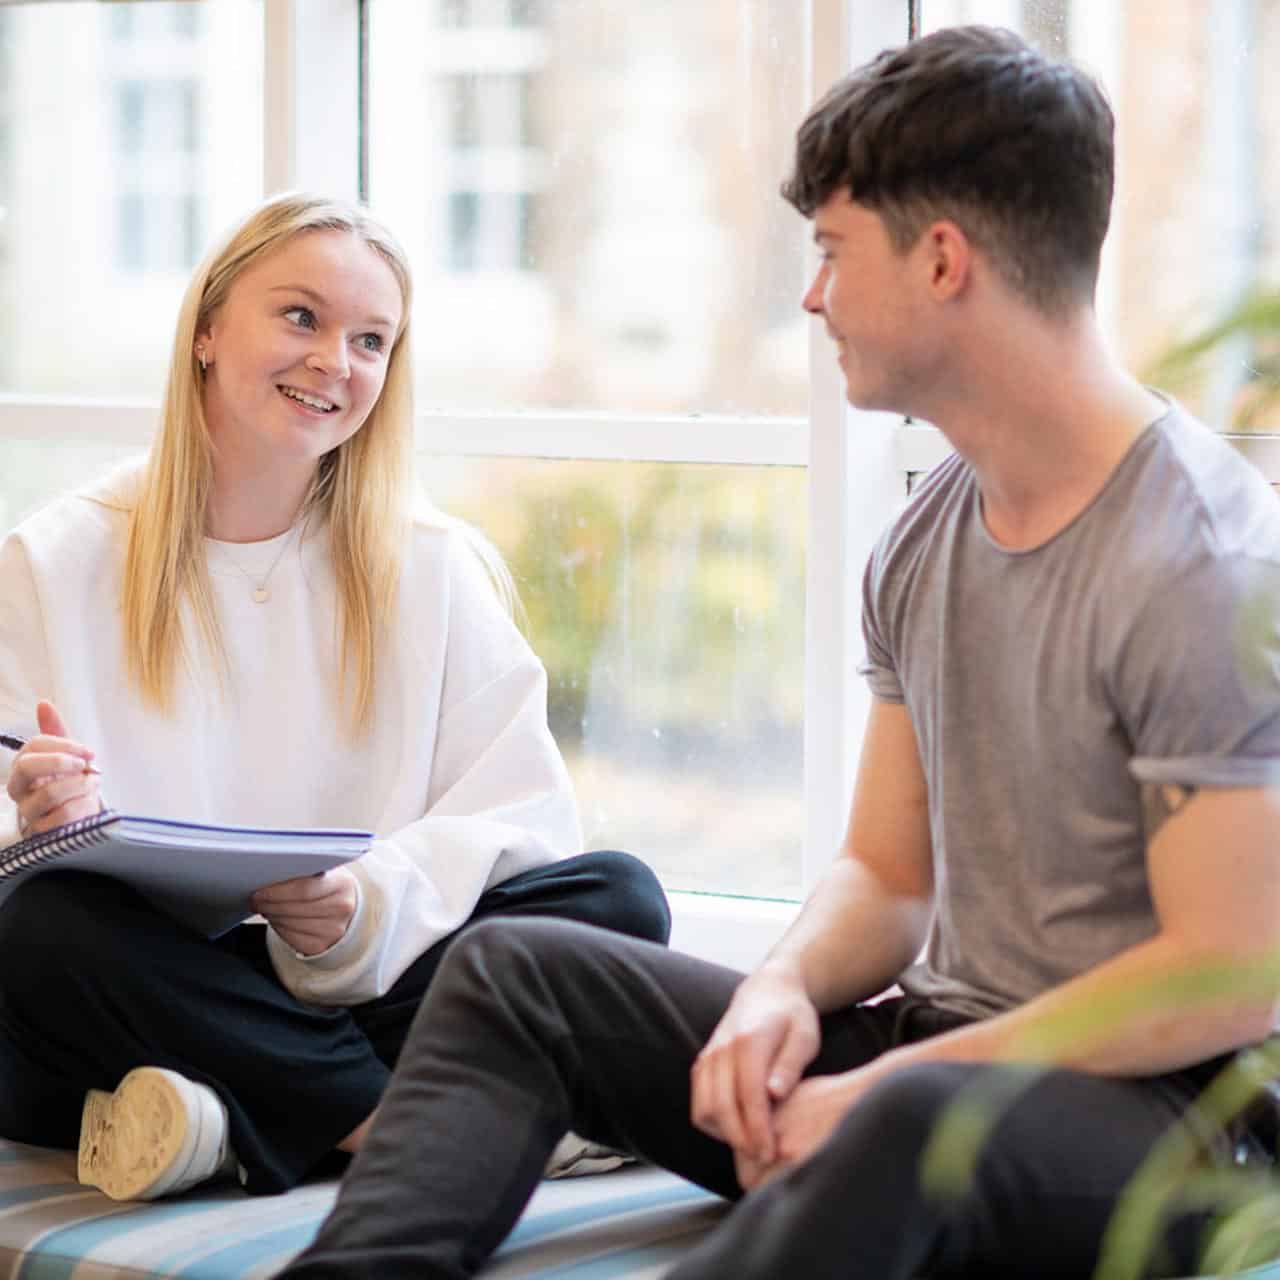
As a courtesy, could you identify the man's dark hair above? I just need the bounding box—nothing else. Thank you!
[781,25,1115,314]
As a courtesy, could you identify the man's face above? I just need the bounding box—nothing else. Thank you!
[802,195,937,413]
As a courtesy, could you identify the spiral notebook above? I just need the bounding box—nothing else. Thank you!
[0,809,372,937]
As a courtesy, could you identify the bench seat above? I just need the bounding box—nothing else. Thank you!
[7,1137,1280,1279]
[0,1139,725,1278]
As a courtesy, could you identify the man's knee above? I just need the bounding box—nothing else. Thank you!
[441,915,598,997]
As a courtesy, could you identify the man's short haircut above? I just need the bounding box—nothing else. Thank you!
[781,25,1115,315]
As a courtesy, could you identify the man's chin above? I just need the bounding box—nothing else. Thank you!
[840,377,912,417]
[842,381,883,413]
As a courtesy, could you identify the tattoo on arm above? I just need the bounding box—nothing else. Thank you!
[1140,782,1199,842]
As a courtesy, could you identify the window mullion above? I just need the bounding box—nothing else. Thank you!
[802,0,914,894]
[263,0,361,197]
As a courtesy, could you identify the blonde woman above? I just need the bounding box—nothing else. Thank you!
[0,193,668,1201]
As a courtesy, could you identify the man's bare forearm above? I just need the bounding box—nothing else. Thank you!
[879,931,1278,1081]
[758,856,932,1014]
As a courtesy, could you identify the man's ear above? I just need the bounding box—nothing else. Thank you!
[921,220,972,302]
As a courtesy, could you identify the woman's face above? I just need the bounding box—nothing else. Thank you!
[197,229,404,471]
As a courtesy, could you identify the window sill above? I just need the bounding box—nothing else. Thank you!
[667,890,799,972]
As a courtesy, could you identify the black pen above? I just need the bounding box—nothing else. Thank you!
[1,733,102,775]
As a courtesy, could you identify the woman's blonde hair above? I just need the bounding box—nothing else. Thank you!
[121,192,416,737]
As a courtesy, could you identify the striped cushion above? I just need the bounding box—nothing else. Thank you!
[0,1139,725,1278]
[10,1139,1277,1280]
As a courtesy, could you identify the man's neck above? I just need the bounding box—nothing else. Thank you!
[919,309,1164,551]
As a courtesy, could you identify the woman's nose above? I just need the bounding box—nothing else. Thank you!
[306,336,349,379]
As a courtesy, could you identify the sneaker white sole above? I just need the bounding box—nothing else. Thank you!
[77,1067,226,1201]
[544,1130,634,1179]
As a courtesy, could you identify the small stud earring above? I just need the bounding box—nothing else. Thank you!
[196,348,208,372]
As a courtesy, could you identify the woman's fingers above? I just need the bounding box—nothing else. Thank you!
[253,868,358,957]
[7,752,97,802]
[271,921,345,955]
[17,762,94,803]
[21,775,100,834]
[35,700,71,740]
[36,790,100,832]
[23,733,95,764]
[253,868,357,910]
[257,901,346,921]
[252,875,331,907]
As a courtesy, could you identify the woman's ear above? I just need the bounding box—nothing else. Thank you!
[194,326,214,373]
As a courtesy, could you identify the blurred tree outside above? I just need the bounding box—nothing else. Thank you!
[437,457,805,759]
[430,455,807,898]
[1145,289,1280,431]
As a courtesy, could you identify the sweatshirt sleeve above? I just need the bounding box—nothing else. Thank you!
[0,533,55,850]
[265,530,583,1004]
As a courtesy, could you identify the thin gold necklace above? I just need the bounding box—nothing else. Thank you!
[219,523,300,604]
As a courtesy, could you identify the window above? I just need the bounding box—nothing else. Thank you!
[0,0,893,966]
[109,2,202,41]
[424,456,807,900]
[439,52,539,271]
[114,79,202,274]
[441,0,544,30]
[369,0,824,909]
[368,0,809,417]
[0,1,262,398]
[11,2,1271,964]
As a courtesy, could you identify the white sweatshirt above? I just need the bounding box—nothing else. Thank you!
[0,474,582,1005]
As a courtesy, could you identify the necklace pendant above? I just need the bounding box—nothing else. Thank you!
[253,586,270,604]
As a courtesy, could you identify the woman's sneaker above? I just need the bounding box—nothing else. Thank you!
[78,1067,237,1201]
[544,1130,634,1178]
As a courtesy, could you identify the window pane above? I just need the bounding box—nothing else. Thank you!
[369,0,809,416]
[425,457,806,900]
[922,1,1280,433]
[0,440,143,535]
[0,1,262,398]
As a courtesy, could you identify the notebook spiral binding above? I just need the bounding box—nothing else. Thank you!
[0,811,114,878]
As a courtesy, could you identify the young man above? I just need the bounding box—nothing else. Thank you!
[281,26,1280,1279]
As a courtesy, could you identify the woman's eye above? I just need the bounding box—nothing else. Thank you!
[358,333,385,353]
[283,306,316,329]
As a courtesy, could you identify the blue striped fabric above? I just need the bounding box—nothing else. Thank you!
[6,1139,1277,1278]
[0,1139,724,1279]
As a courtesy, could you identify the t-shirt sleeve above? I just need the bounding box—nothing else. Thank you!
[857,537,904,704]
[1118,553,1280,788]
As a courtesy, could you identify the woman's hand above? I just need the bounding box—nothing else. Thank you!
[6,701,102,836]
[252,866,360,956]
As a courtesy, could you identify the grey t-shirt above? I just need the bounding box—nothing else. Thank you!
[862,404,1280,1020]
